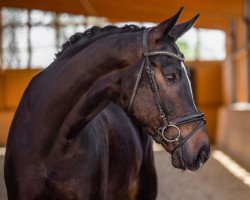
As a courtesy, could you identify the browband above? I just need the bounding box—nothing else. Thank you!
[144,51,185,61]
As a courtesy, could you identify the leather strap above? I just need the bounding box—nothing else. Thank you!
[170,113,205,126]
[127,59,145,113]
[144,51,185,61]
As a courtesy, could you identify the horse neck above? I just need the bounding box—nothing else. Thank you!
[36,31,143,155]
[60,32,142,121]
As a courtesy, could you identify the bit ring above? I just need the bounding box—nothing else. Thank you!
[158,125,181,143]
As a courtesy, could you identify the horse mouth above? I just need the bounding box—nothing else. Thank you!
[186,162,203,172]
[171,149,205,172]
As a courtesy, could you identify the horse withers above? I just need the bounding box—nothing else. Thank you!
[5,8,210,200]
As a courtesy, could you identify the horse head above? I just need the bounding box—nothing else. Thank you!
[120,8,210,171]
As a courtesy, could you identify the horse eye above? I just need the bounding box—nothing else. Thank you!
[165,73,176,82]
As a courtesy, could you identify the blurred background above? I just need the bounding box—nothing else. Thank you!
[0,0,250,199]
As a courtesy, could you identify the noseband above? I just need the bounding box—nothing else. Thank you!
[128,29,205,155]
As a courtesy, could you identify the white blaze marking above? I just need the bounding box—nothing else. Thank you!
[181,62,198,111]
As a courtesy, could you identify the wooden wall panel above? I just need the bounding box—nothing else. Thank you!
[187,61,224,143]
[1,69,41,110]
[195,62,223,106]
[225,18,249,102]
[0,111,14,145]
[217,107,250,169]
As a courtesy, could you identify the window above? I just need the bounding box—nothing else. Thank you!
[2,9,29,68]
[198,28,226,60]
[1,8,106,69]
[177,28,226,61]
[176,28,198,61]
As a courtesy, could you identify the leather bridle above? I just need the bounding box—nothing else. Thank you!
[127,29,206,155]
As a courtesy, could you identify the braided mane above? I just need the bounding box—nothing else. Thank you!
[55,24,145,60]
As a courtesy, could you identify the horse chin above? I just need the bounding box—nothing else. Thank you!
[186,162,203,172]
[171,149,204,172]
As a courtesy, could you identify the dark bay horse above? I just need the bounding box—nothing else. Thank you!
[5,8,210,199]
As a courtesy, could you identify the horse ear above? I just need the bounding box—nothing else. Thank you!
[168,14,200,41]
[149,7,184,42]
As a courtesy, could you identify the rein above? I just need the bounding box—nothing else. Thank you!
[128,29,205,155]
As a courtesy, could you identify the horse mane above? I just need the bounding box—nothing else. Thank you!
[55,24,146,60]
